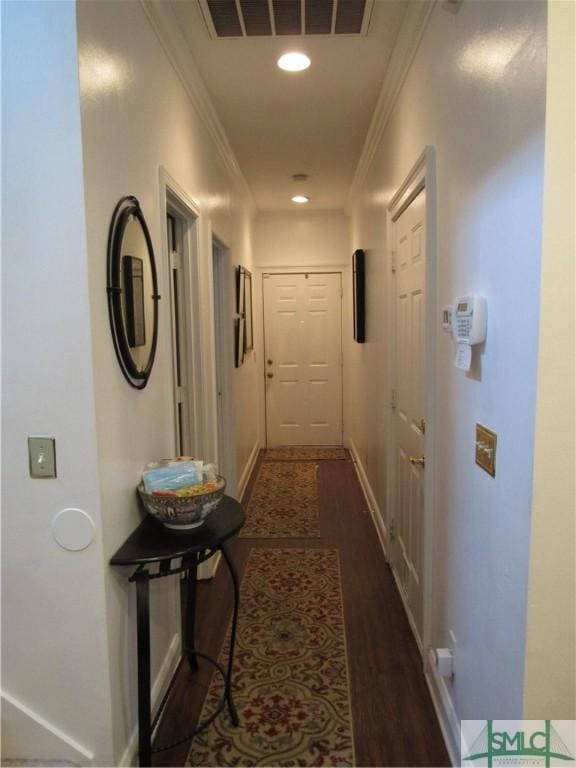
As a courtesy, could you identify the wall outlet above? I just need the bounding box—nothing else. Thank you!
[435,648,454,678]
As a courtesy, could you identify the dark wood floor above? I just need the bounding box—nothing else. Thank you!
[153,451,449,767]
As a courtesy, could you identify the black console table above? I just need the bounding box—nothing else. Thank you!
[110,495,245,766]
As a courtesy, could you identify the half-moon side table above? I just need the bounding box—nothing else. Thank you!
[110,495,245,766]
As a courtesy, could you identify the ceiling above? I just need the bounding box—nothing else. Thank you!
[167,0,410,211]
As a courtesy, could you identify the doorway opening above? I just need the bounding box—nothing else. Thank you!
[164,190,202,459]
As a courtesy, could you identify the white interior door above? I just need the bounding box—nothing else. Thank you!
[263,272,342,446]
[391,188,426,643]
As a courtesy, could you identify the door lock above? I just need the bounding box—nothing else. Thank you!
[267,372,274,378]
[267,359,273,365]
[409,456,426,467]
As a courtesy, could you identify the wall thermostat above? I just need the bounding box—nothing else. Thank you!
[453,296,487,345]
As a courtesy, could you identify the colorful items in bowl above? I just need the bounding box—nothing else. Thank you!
[138,473,226,530]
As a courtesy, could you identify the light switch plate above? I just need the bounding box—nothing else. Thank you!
[28,436,57,478]
[475,424,496,477]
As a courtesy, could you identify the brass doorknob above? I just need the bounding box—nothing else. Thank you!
[267,372,274,378]
[409,456,426,467]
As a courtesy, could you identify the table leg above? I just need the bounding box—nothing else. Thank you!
[135,570,152,767]
[182,556,199,672]
[220,543,240,727]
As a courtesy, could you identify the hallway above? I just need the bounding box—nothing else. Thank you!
[154,450,449,767]
[2,1,574,763]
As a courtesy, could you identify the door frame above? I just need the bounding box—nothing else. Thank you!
[210,234,236,494]
[386,147,437,659]
[159,167,204,458]
[255,265,345,448]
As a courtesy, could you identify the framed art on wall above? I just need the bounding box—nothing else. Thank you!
[235,316,245,368]
[244,269,253,353]
[236,266,245,315]
[353,249,366,343]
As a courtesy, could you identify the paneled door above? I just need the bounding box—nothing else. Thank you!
[263,272,342,446]
[391,188,426,644]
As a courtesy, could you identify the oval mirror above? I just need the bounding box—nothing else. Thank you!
[107,196,160,389]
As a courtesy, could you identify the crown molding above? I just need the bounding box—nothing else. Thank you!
[347,0,436,209]
[140,0,257,214]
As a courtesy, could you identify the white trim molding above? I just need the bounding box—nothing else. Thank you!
[348,0,435,208]
[140,1,256,214]
[119,633,181,767]
[425,650,460,766]
[348,437,388,559]
[237,440,261,501]
[1,691,94,766]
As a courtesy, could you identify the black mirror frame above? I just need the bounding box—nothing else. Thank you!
[106,196,160,389]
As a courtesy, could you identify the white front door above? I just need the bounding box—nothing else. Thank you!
[391,188,426,644]
[263,272,342,446]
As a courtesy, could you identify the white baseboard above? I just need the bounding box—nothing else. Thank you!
[198,550,221,580]
[348,438,388,559]
[0,690,94,766]
[236,440,260,501]
[425,650,460,767]
[118,633,181,767]
[390,565,424,653]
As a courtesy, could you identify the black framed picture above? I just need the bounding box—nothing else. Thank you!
[236,266,245,315]
[235,317,245,368]
[353,249,365,343]
[244,269,253,353]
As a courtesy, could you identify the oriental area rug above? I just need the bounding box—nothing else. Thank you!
[187,548,355,767]
[265,446,348,462]
[240,462,320,539]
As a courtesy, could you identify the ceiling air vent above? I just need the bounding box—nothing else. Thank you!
[200,0,373,38]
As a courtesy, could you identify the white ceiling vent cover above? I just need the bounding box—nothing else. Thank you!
[200,0,374,38]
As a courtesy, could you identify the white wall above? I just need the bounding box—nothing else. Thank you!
[1,2,114,763]
[254,210,349,267]
[523,0,575,719]
[346,0,546,730]
[76,0,257,760]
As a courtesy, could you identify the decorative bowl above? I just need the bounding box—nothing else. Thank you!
[138,475,226,530]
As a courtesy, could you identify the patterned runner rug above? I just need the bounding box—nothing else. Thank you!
[187,548,355,767]
[265,446,348,462]
[241,462,320,538]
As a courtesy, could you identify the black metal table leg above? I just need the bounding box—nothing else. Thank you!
[220,543,240,727]
[182,555,199,672]
[135,570,152,767]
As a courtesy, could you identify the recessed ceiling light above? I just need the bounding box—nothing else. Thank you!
[277,52,311,72]
[291,195,310,204]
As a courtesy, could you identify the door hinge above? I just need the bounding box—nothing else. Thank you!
[391,252,397,274]
[389,518,396,540]
[391,388,398,411]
